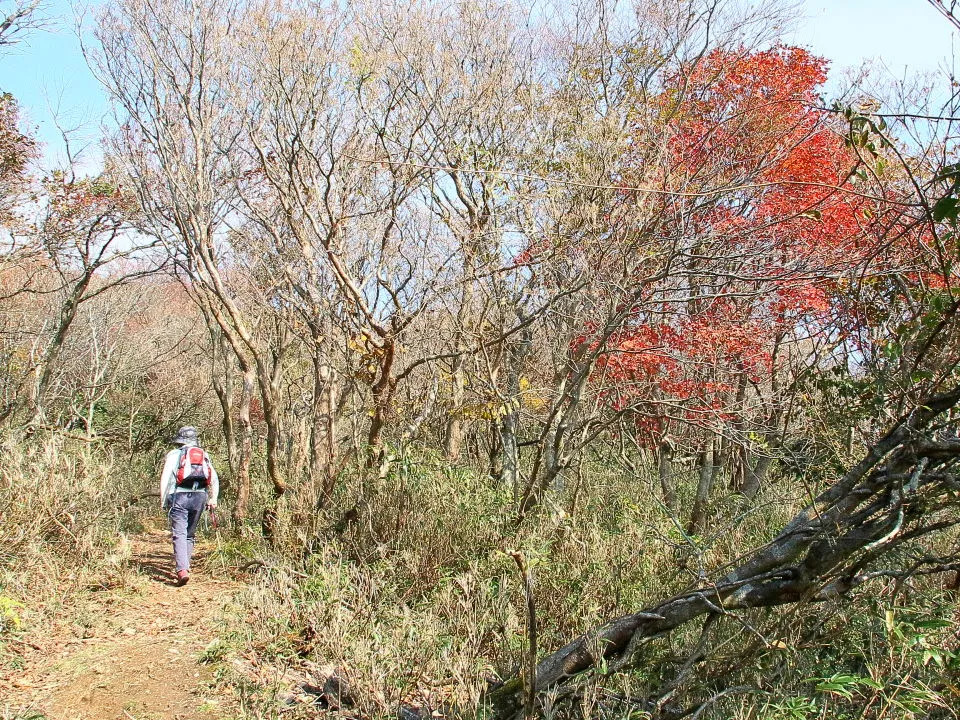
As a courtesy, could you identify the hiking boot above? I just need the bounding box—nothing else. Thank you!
[176,570,190,586]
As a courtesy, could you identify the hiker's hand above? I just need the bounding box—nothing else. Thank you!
[206,501,217,511]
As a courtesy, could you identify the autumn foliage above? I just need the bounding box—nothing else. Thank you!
[584,46,924,443]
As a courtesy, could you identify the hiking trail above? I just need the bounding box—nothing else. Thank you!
[3,529,239,720]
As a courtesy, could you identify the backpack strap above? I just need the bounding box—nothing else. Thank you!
[175,446,189,484]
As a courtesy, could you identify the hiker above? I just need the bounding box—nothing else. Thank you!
[159,426,219,586]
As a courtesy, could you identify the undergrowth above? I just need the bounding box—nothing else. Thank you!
[3,433,957,719]
[0,432,154,666]
[213,448,816,718]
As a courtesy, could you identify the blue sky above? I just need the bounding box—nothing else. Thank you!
[0,0,956,169]
[790,1,956,75]
[0,0,106,169]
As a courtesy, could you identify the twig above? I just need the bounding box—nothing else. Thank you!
[509,551,537,720]
[124,492,161,508]
[662,615,718,697]
[686,685,756,720]
[927,0,960,32]
[237,559,309,579]
[7,636,42,651]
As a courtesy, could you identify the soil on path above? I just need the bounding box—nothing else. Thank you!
[4,529,239,720]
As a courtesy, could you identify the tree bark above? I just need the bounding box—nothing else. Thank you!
[233,366,254,526]
[444,353,466,461]
[687,442,714,535]
[740,444,760,499]
[311,359,337,504]
[209,329,236,473]
[259,377,285,541]
[658,437,677,512]
[728,372,749,492]
[23,269,95,424]
[366,337,397,460]
[499,327,531,495]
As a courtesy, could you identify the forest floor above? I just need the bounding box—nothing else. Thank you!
[2,529,240,720]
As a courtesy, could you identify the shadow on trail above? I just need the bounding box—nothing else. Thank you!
[133,535,212,588]
[133,544,182,587]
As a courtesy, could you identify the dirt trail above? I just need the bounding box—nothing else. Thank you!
[4,529,240,720]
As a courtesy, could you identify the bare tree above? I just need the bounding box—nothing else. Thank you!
[0,0,44,48]
[89,0,292,530]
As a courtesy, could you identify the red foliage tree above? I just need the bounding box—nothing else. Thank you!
[588,46,924,496]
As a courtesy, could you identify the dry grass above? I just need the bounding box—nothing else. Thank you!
[4,434,956,720]
[0,432,149,658]
[214,449,818,718]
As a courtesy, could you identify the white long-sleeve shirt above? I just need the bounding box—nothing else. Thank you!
[159,445,220,508]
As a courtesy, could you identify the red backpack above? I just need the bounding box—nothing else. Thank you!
[176,446,212,488]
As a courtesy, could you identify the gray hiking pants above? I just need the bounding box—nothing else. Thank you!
[168,490,207,573]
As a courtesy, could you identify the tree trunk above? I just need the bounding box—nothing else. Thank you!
[728,372,749,491]
[687,442,714,535]
[210,330,236,474]
[658,437,677,512]
[311,360,338,504]
[740,444,760,498]
[499,327,531,495]
[487,419,503,480]
[711,433,724,485]
[743,410,783,500]
[232,367,254,526]
[366,338,397,460]
[444,354,465,461]
[25,270,94,424]
[743,452,773,499]
[518,358,595,519]
[256,354,286,541]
